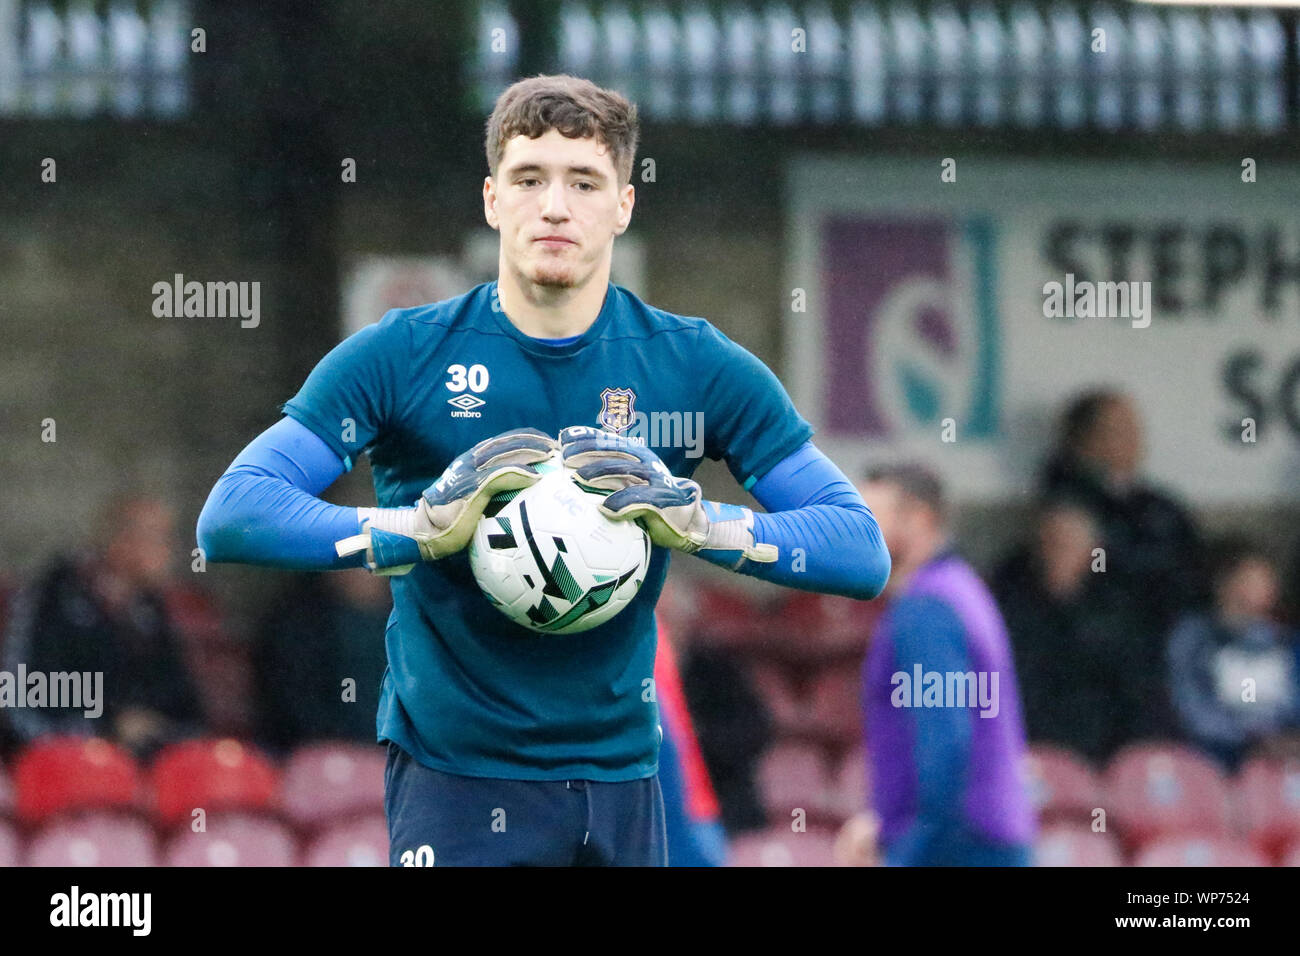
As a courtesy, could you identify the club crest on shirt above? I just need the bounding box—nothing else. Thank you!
[598,387,636,434]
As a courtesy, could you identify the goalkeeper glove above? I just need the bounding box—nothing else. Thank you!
[336,427,558,574]
[559,425,778,565]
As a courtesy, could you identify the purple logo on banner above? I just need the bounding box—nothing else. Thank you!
[820,217,998,439]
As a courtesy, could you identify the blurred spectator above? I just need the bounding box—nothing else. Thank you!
[1,495,203,758]
[1167,539,1300,771]
[253,570,390,755]
[164,583,254,739]
[994,501,1168,762]
[845,463,1035,866]
[655,623,727,866]
[679,642,774,835]
[1041,389,1208,629]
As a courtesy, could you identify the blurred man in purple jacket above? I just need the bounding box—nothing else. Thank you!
[839,464,1036,866]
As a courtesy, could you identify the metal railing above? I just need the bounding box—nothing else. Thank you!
[0,0,191,119]
[469,0,1297,135]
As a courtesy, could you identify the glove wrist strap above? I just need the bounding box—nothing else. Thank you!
[700,502,757,552]
[698,501,779,567]
[357,506,421,537]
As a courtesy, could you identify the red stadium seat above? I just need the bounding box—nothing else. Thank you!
[1234,756,1300,862]
[304,814,389,867]
[1133,835,1267,867]
[150,738,279,826]
[13,737,141,824]
[0,819,20,866]
[758,742,829,822]
[1025,745,1101,822]
[1033,823,1123,866]
[281,742,387,828]
[27,812,158,866]
[728,826,840,867]
[1103,743,1231,848]
[164,812,297,867]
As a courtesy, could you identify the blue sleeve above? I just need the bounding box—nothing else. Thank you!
[696,442,890,600]
[196,416,366,570]
[281,308,412,467]
[697,324,815,490]
[882,595,974,866]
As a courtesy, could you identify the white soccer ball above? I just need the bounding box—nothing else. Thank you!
[468,461,651,634]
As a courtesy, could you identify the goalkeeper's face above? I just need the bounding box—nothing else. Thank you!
[485,129,634,291]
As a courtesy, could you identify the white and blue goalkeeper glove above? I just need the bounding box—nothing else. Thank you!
[336,427,558,574]
[558,425,778,565]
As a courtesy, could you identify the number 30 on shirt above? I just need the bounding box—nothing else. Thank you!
[446,364,489,393]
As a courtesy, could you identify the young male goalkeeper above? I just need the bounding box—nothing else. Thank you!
[197,74,890,866]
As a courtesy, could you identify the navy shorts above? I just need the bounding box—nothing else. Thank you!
[384,742,667,866]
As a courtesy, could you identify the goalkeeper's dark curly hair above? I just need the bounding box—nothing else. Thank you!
[485,74,640,187]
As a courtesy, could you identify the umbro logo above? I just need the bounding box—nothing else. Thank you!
[448,393,485,418]
[445,363,489,418]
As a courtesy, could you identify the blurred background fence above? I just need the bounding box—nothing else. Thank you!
[4,1,1300,133]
